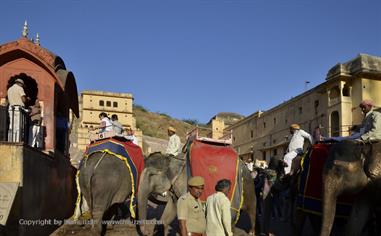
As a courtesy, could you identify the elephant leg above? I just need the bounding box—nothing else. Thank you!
[91,208,105,235]
[345,196,370,236]
[161,196,177,236]
[90,182,114,235]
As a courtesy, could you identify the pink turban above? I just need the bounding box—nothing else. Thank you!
[360,99,374,107]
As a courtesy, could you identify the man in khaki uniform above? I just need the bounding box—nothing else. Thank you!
[177,176,206,236]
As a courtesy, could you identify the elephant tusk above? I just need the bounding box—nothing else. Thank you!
[162,191,168,197]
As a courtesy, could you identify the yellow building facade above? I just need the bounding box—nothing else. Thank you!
[76,90,142,150]
[226,54,381,162]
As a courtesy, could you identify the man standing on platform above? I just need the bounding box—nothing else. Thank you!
[28,99,42,148]
[7,78,27,142]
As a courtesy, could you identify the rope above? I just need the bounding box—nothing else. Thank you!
[169,161,186,198]
[94,152,107,170]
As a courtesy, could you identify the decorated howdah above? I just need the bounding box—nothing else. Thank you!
[75,138,144,218]
[297,143,353,217]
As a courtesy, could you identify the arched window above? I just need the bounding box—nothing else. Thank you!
[331,111,340,137]
[342,84,351,97]
[99,100,104,106]
[329,86,340,99]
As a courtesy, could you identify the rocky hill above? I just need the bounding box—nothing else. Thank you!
[134,105,208,143]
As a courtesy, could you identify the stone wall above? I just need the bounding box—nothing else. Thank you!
[0,143,76,235]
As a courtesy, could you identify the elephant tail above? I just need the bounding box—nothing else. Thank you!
[88,152,107,215]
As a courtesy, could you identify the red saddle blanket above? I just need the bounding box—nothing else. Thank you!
[188,141,239,202]
[297,143,353,217]
[86,138,145,190]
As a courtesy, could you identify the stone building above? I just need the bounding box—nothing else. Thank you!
[75,90,142,150]
[225,54,381,163]
[207,112,244,139]
[0,24,78,235]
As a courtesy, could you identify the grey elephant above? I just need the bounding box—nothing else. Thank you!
[320,140,381,236]
[79,151,133,235]
[138,152,257,235]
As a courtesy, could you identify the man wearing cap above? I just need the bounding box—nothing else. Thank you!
[177,176,206,236]
[166,126,181,156]
[7,78,28,142]
[284,124,313,175]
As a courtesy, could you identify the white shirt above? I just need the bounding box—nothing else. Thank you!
[126,135,139,145]
[166,133,181,156]
[246,162,254,172]
[101,117,113,132]
[7,84,26,106]
[287,129,312,154]
[206,192,233,236]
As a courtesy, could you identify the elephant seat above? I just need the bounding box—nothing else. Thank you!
[296,143,354,218]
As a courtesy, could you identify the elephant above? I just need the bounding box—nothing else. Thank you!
[79,151,133,235]
[138,152,257,236]
[320,140,381,236]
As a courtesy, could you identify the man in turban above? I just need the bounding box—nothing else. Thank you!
[329,99,381,142]
[358,99,381,141]
[283,124,313,175]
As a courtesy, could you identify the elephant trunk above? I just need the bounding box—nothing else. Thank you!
[320,172,339,236]
[138,169,151,236]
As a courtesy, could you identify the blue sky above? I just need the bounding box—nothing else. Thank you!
[2,0,381,123]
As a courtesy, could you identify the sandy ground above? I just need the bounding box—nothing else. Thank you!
[51,201,317,236]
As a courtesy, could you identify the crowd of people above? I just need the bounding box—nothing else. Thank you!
[240,98,381,228]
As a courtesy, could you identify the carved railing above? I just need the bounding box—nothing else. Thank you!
[1,105,29,143]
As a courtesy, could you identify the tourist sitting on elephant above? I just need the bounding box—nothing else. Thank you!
[98,112,113,133]
[356,99,381,141]
[327,100,381,142]
[166,126,181,156]
[177,176,206,236]
[283,124,313,175]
